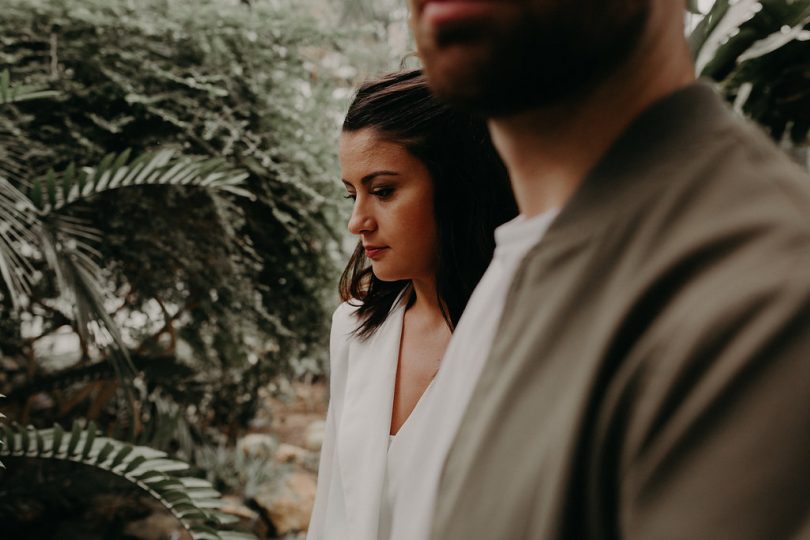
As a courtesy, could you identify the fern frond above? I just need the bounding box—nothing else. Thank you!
[0,70,59,105]
[0,420,256,539]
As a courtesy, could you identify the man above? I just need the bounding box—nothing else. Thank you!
[387,1,810,539]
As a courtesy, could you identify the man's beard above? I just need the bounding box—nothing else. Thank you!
[419,2,651,117]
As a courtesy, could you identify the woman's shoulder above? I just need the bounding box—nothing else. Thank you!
[328,301,362,383]
[332,299,361,324]
[330,300,361,341]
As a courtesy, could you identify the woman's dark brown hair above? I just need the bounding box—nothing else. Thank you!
[339,69,517,339]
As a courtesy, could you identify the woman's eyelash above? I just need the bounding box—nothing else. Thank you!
[342,187,393,200]
[372,187,394,197]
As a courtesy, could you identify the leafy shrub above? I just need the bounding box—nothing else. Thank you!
[0,0,349,381]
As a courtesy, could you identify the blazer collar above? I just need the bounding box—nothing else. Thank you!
[337,291,407,539]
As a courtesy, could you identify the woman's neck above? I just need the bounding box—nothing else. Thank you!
[408,276,449,328]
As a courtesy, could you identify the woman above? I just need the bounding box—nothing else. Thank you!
[307,69,516,540]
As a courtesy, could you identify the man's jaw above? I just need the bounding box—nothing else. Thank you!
[417,0,513,43]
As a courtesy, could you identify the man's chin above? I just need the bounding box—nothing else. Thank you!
[418,27,562,117]
[422,50,563,118]
[416,2,651,117]
[420,41,500,112]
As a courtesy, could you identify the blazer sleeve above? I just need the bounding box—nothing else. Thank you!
[307,302,357,540]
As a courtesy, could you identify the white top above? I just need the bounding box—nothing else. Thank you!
[379,377,436,539]
[387,209,559,540]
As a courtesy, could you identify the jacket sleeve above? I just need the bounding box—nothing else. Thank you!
[615,254,810,540]
[307,302,356,540]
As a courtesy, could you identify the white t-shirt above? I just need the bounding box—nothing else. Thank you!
[385,209,559,540]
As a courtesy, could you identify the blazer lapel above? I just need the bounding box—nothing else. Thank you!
[336,297,405,539]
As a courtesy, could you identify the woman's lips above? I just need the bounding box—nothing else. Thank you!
[422,0,500,29]
[364,247,389,259]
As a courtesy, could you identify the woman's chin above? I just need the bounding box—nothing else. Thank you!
[373,274,401,283]
[371,266,405,283]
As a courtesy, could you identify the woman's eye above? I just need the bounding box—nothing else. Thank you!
[344,193,356,201]
[372,187,394,198]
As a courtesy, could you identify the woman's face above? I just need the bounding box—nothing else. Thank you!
[339,128,438,283]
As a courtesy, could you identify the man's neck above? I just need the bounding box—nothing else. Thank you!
[489,10,696,218]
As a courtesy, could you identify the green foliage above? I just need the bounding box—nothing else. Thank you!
[0,69,59,104]
[0,0,354,457]
[0,420,256,539]
[196,443,283,500]
[0,1,360,535]
[687,0,705,14]
[0,121,252,412]
[0,394,4,469]
[0,0,347,388]
[691,0,810,150]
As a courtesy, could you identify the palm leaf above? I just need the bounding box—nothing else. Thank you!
[0,394,4,469]
[29,149,252,214]
[0,176,40,309]
[686,0,705,14]
[0,121,32,188]
[692,0,764,75]
[694,0,810,77]
[689,0,810,145]
[35,216,138,405]
[9,148,252,390]
[0,420,256,539]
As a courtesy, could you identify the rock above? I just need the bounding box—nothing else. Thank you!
[247,416,273,431]
[219,495,268,537]
[304,420,325,451]
[274,443,309,465]
[253,471,317,535]
[0,356,19,372]
[123,510,190,540]
[236,433,278,460]
[220,495,260,521]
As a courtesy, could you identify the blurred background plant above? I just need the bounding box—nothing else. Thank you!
[0,0,405,536]
[0,0,807,538]
[689,0,810,166]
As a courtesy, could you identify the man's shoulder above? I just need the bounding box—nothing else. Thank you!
[622,112,810,272]
[627,84,810,233]
[712,115,810,210]
[609,115,810,345]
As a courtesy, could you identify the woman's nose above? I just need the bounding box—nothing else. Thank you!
[348,199,375,235]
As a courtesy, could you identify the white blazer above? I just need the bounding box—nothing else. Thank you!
[307,297,406,540]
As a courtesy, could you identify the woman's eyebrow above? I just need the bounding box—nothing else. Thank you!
[342,171,401,187]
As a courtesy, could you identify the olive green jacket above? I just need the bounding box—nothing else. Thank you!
[432,84,810,540]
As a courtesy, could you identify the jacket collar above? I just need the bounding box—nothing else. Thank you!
[537,82,732,250]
